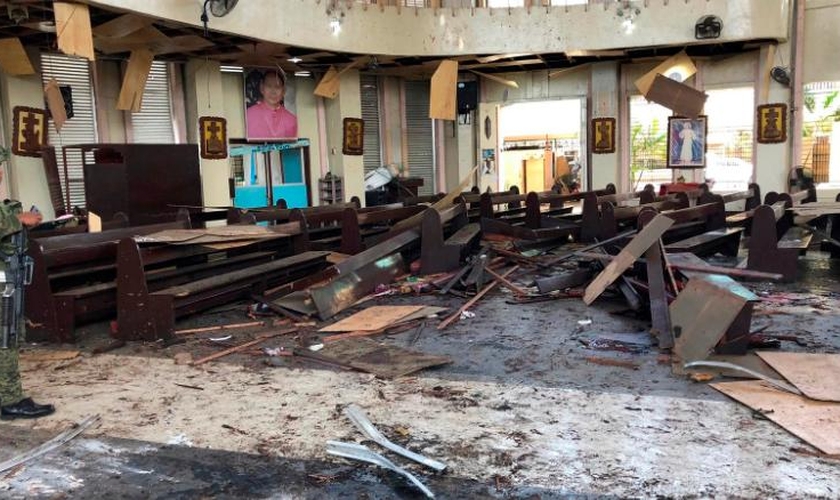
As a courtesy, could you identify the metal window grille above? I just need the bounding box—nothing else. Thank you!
[131,61,175,143]
[404,80,435,195]
[360,74,382,174]
[40,53,97,210]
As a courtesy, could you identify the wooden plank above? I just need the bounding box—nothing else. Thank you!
[671,278,747,363]
[117,49,154,112]
[645,238,673,349]
[313,66,341,99]
[430,59,458,120]
[319,305,425,332]
[191,329,296,365]
[44,78,67,131]
[0,38,35,75]
[583,214,674,305]
[92,13,153,38]
[756,352,840,402]
[437,266,518,330]
[711,380,840,455]
[54,2,95,61]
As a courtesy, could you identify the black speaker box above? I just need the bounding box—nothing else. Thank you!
[457,81,478,114]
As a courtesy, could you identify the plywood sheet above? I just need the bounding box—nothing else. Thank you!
[583,214,674,305]
[92,13,153,39]
[645,75,707,119]
[117,49,154,111]
[319,305,425,332]
[0,38,35,75]
[54,2,95,61]
[757,352,840,402]
[314,337,452,379]
[671,278,747,363]
[430,59,458,120]
[634,50,696,96]
[313,66,340,99]
[711,380,840,455]
[44,78,67,131]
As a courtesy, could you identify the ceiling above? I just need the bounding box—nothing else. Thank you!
[0,1,771,79]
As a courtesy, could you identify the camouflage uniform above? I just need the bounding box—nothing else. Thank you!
[0,200,24,407]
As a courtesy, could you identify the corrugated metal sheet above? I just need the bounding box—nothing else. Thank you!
[40,53,97,209]
[404,80,434,195]
[131,61,175,143]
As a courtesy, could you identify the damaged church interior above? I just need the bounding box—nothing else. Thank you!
[0,0,839,498]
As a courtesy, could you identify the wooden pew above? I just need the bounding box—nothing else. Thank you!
[420,203,481,274]
[746,201,803,281]
[581,191,684,243]
[656,195,743,257]
[26,216,192,343]
[290,204,425,254]
[116,234,331,341]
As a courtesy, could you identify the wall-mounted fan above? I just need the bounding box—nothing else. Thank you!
[771,66,791,87]
[201,0,239,36]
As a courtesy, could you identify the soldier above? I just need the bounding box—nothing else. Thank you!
[0,168,54,420]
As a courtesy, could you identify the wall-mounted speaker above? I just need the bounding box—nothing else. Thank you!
[457,81,478,114]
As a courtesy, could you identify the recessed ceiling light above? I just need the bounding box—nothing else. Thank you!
[294,71,311,77]
[288,57,302,64]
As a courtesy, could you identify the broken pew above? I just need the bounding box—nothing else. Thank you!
[25,216,192,343]
[420,203,480,274]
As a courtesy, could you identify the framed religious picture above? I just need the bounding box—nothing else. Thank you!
[342,117,364,156]
[756,103,787,144]
[591,117,616,154]
[667,115,707,168]
[199,116,228,160]
[243,67,298,141]
[12,106,48,157]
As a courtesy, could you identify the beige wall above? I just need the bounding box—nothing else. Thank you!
[0,52,55,219]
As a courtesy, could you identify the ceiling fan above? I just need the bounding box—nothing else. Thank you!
[201,0,239,36]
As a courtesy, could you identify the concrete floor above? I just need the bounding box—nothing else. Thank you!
[1,252,839,499]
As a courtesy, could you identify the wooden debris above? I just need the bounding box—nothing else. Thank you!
[484,266,527,296]
[583,214,674,305]
[190,328,296,366]
[173,382,204,391]
[175,321,263,336]
[583,356,639,370]
[20,350,80,363]
[756,352,840,402]
[319,306,425,333]
[437,266,520,330]
[711,380,840,455]
[0,38,35,75]
[54,2,95,61]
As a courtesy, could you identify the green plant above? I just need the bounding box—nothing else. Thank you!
[803,90,840,137]
[629,118,667,190]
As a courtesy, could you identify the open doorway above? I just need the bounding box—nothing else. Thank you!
[497,98,586,194]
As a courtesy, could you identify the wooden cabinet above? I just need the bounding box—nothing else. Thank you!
[319,175,343,205]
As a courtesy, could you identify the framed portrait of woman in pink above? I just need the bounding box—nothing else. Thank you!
[244,67,299,141]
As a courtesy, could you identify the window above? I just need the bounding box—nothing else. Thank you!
[404,80,435,195]
[130,61,175,143]
[703,87,754,191]
[360,74,382,174]
[802,82,840,184]
[40,53,97,210]
[629,95,671,192]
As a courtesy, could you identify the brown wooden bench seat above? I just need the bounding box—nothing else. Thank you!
[26,216,192,343]
[746,201,804,281]
[420,203,480,274]
[118,245,331,341]
[636,195,742,257]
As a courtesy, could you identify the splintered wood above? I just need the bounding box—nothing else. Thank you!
[583,214,674,305]
[54,2,95,61]
[319,306,426,333]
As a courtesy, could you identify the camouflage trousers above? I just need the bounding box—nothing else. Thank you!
[0,294,24,406]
